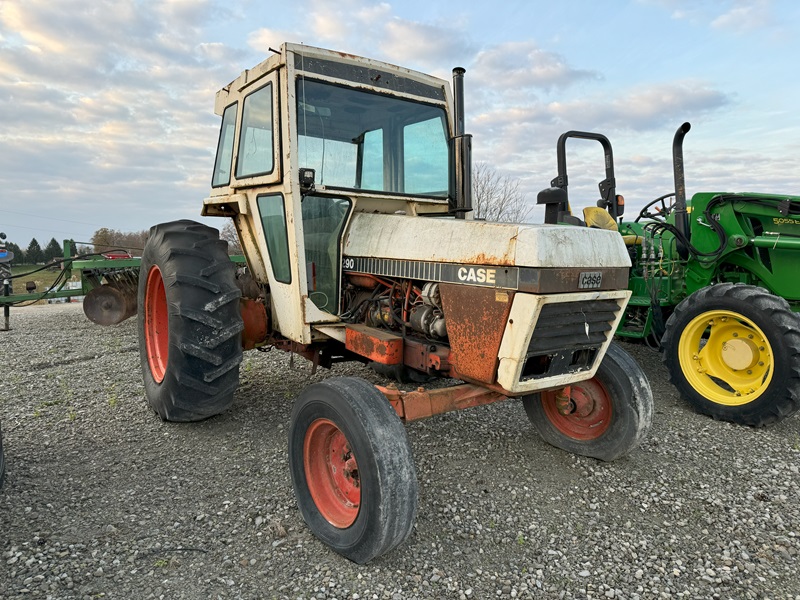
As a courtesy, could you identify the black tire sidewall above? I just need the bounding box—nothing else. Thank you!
[137,221,242,422]
[288,378,417,563]
[138,249,169,413]
[289,396,376,553]
[524,343,651,461]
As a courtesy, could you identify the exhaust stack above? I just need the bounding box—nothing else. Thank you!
[672,122,691,259]
[451,67,472,219]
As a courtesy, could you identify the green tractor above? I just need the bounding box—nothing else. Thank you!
[538,123,800,427]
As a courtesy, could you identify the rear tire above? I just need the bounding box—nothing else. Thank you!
[662,283,800,426]
[523,343,653,461]
[137,220,243,422]
[288,377,418,563]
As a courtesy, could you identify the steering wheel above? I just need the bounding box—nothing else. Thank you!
[635,193,676,223]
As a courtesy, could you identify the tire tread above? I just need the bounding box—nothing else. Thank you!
[138,220,243,422]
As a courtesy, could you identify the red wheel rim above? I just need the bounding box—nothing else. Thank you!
[144,266,169,383]
[541,379,612,440]
[304,418,360,528]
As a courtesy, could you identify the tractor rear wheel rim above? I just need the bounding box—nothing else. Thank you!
[678,309,773,406]
[541,380,612,440]
[304,418,360,528]
[144,266,169,384]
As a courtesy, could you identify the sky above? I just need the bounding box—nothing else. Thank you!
[2,0,800,250]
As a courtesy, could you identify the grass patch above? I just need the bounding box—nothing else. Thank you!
[10,264,65,292]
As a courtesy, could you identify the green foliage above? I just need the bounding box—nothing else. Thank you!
[43,238,63,262]
[25,238,44,264]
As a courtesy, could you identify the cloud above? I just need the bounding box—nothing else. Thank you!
[467,79,731,168]
[710,0,771,33]
[547,80,731,131]
[471,42,599,92]
[247,0,473,77]
[643,0,774,33]
[0,0,249,244]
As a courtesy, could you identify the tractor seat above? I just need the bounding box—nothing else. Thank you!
[583,206,641,246]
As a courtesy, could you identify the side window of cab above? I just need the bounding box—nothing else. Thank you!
[236,83,275,179]
[211,103,237,187]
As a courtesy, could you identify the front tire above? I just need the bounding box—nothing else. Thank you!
[662,283,800,426]
[523,342,653,461]
[289,377,418,563]
[137,220,243,422]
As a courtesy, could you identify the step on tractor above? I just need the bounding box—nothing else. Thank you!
[541,123,800,428]
[136,43,653,563]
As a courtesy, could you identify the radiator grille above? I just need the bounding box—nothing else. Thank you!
[520,299,621,381]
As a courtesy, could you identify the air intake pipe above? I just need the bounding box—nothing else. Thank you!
[451,67,472,219]
[672,122,691,259]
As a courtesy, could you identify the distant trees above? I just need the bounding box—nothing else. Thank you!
[90,228,149,256]
[25,238,44,264]
[8,229,148,263]
[43,238,63,262]
[472,162,531,223]
[220,221,243,255]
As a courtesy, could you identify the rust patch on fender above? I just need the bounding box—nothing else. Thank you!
[439,284,514,384]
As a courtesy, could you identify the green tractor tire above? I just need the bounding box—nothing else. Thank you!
[662,283,800,426]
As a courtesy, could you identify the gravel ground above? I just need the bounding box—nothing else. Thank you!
[1,302,799,600]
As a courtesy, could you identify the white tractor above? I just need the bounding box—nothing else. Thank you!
[137,43,653,563]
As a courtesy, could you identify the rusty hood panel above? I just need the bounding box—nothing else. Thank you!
[343,213,630,269]
[439,284,513,384]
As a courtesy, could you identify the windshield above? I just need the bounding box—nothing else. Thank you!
[296,79,450,197]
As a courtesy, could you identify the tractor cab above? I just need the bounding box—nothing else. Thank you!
[202,44,469,343]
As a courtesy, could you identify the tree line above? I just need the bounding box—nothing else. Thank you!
[4,225,242,265]
[4,228,151,265]
[3,238,66,265]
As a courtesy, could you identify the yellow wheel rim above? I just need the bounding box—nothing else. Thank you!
[677,309,773,406]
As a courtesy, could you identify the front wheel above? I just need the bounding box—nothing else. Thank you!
[288,377,418,564]
[523,342,653,461]
[662,283,800,426]
[137,220,243,422]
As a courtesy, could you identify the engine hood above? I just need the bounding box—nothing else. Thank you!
[343,213,630,269]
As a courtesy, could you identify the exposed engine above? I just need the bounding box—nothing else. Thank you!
[341,274,447,342]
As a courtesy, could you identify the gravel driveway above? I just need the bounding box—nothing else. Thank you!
[1,303,799,599]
